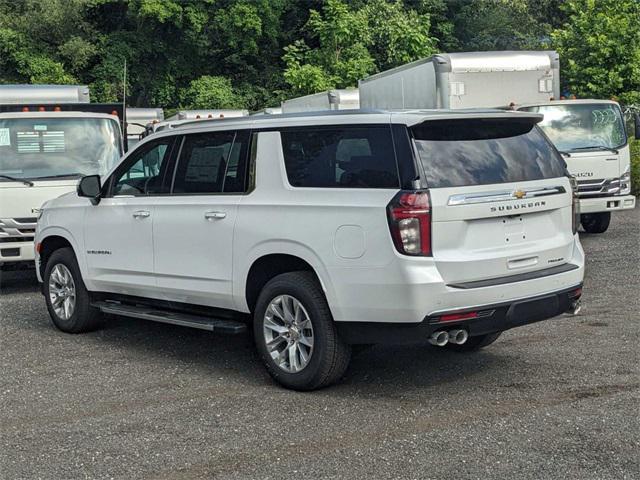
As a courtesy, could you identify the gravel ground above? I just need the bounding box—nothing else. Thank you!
[1,208,638,480]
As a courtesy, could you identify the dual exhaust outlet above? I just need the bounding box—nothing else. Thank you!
[428,329,468,347]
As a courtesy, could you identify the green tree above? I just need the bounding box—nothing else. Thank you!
[551,0,640,104]
[181,75,244,109]
[452,0,549,51]
[283,0,373,95]
[283,0,434,96]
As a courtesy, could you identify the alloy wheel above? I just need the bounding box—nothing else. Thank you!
[263,294,314,373]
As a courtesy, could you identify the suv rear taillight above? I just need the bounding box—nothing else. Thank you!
[569,176,580,234]
[387,190,432,256]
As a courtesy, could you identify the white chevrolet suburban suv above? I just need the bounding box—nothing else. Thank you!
[35,110,585,390]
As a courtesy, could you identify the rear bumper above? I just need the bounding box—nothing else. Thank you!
[337,284,583,344]
[328,238,584,324]
[579,195,635,214]
[0,240,35,265]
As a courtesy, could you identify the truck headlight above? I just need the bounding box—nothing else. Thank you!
[619,166,631,195]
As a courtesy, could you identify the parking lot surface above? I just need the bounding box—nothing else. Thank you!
[1,208,638,480]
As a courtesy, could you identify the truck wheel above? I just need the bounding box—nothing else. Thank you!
[253,271,351,391]
[444,332,502,352]
[43,247,102,333]
[581,212,611,234]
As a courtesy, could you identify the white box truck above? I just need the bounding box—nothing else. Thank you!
[281,89,359,113]
[251,107,282,116]
[126,107,164,149]
[166,109,248,121]
[140,109,249,140]
[359,51,637,233]
[0,85,124,268]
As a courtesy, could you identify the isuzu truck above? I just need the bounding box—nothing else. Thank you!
[359,51,637,233]
[0,85,124,268]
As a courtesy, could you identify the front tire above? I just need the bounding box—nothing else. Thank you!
[581,212,610,234]
[253,271,351,391]
[43,247,102,333]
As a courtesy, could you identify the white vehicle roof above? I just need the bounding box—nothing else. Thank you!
[137,109,542,145]
[0,111,120,121]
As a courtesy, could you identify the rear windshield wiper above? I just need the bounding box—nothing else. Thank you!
[0,174,34,187]
[570,145,619,154]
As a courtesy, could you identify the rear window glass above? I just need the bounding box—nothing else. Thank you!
[412,120,566,188]
[281,126,399,188]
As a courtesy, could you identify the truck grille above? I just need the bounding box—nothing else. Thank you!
[0,217,37,243]
[577,178,620,198]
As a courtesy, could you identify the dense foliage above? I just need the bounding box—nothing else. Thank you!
[0,0,638,112]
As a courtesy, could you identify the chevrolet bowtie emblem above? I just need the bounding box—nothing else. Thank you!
[513,190,526,199]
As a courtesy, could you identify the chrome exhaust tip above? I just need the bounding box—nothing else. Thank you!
[567,298,582,316]
[428,330,449,347]
[447,329,469,345]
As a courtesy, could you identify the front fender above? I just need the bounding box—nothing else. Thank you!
[35,225,86,282]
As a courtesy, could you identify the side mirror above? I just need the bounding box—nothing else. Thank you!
[77,175,101,205]
[634,113,640,140]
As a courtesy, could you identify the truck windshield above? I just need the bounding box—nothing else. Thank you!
[0,117,122,181]
[519,103,627,152]
[412,119,566,188]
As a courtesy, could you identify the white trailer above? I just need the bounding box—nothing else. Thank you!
[0,85,124,267]
[281,89,359,113]
[359,51,636,233]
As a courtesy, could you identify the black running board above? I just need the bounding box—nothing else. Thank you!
[92,301,247,334]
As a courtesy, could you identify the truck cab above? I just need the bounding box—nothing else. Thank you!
[0,111,123,267]
[518,100,636,233]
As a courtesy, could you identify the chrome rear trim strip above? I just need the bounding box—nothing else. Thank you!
[448,185,566,206]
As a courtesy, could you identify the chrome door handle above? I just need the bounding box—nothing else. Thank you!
[132,210,150,219]
[204,211,226,220]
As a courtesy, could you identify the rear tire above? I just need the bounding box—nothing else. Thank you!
[581,212,610,234]
[253,271,351,391]
[43,247,102,333]
[444,332,502,352]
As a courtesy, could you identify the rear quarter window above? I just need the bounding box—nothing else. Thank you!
[280,126,399,188]
[412,119,566,188]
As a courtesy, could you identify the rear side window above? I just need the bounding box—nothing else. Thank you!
[281,126,399,188]
[412,120,566,188]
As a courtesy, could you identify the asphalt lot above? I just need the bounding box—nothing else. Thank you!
[1,207,638,480]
